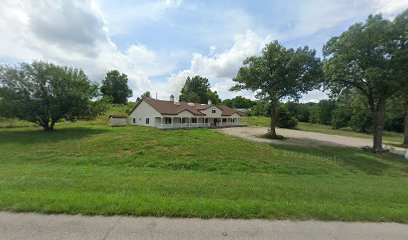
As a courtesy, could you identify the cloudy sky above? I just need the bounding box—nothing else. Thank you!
[1,0,407,102]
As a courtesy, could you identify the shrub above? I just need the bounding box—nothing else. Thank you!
[277,107,298,129]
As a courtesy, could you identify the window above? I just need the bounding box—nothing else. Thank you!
[211,109,216,113]
[132,118,136,124]
[205,118,208,123]
[192,118,197,123]
[222,118,226,123]
[146,118,150,124]
[165,117,172,124]
[182,118,186,123]
[232,119,235,122]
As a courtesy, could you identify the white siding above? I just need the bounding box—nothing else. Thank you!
[129,101,161,127]
[199,106,223,118]
[175,110,195,118]
[230,113,241,119]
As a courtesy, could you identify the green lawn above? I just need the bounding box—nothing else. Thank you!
[243,116,404,144]
[0,124,407,222]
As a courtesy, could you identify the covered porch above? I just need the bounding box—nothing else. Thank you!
[156,117,246,129]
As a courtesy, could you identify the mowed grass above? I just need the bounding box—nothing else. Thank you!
[243,116,404,144]
[0,124,407,222]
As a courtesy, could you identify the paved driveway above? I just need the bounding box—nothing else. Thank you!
[218,127,406,155]
[1,212,407,240]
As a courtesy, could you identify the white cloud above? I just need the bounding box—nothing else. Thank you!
[164,30,270,101]
[1,0,406,104]
[373,0,408,18]
[97,0,183,35]
[164,0,183,8]
[0,0,174,100]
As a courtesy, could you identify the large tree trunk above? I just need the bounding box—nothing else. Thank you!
[39,118,53,131]
[370,101,385,151]
[269,102,278,138]
[404,107,408,145]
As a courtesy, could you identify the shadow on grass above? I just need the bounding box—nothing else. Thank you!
[0,127,110,144]
[270,144,406,176]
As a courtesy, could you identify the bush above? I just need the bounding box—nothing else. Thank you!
[277,108,298,129]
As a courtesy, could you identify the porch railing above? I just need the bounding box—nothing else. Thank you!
[158,121,246,129]
[158,122,210,129]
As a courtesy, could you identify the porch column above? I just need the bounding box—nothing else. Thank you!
[189,117,191,127]
[172,117,174,128]
[161,117,163,128]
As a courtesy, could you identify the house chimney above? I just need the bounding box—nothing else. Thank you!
[208,99,212,105]
[170,95,175,102]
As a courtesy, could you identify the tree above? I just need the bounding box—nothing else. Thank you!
[179,75,212,103]
[100,70,132,104]
[231,41,322,138]
[388,92,408,145]
[310,99,336,125]
[277,106,298,129]
[0,61,104,131]
[331,92,353,129]
[404,96,408,145]
[141,91,152,99]
[206,90,221,104]
[222,96,255,109]
[391,10,408,145]
[249,100,271,116]
[323,12,407,151]
[349,94,372,133]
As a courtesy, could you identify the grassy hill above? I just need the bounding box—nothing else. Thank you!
[0,103,135,128]
[0,122,407,222]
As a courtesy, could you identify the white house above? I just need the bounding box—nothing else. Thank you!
[129,96,246,129]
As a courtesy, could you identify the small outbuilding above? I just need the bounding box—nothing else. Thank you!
[108,115,128,127]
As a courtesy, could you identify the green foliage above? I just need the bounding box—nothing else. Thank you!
[284,101,313,122]
[100,70,132,104]
[231,41,322,137]
[249,100,271,117]
[308,100,336,125]
[331,92,353,129]
[232,41,322,101]
[222,96,255,109]
[0,61,104,130]
[140,91,152,99]
[179,75,217,104]
[277,107,298,129]
[323,11,408,149]
[206,90,221,104]
[243,117,404,143]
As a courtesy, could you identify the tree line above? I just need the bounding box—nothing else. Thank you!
[0,10,406,152]
[0,63,133,131]
[231,10,407,151]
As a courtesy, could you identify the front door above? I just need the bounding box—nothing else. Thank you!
[214,118,218,126]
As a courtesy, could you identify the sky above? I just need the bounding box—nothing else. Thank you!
[1,0,408,102]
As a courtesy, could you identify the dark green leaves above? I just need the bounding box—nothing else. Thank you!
[0,61,104,130]
[100,70,132,104]
[231,41,322,103]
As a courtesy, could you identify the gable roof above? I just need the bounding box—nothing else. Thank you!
[130,98,245,117]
